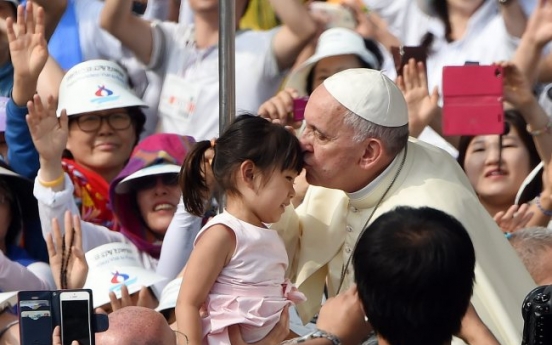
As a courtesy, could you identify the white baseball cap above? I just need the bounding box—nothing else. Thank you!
[57,59,147,116]
[155,277,183,313]
[285,28,380,96]
[83,243,167,308]
[115,164,181,194]
[323,68,408,127]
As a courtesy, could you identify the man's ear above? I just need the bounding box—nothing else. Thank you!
[359,138,385,170]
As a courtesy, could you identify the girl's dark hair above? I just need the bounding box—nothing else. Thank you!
[457,109,542,203]
[181,114,304,216]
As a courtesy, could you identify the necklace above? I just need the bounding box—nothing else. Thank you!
[336,145,408,294]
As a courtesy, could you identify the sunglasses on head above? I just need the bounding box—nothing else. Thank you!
[133,173,179,191]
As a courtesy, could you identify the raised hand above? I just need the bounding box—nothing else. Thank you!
[6,2,48,86]
[108,285,158,312]
[26,94,68,163]
[396,59,440,138]
[46,211,88,290]
[498,61,535,110]
[258,88,303,127]
[493,204,533,234]
[525,0,552,48]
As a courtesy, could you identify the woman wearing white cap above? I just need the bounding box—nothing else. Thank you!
[258,27,389,125]
[27,59,146,231]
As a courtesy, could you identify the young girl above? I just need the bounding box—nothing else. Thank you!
[175,114,305,345]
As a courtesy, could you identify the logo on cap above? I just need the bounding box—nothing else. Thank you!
[109,271,137,291]
[91,85,120,104]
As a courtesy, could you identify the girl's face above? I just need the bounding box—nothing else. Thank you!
[66,108,136,180]
[249,168,298,224]
[135,174,181,238]
[311,54,366,91]
[463,127,531,206]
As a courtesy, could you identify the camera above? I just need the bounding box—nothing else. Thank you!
[521,285,552,345]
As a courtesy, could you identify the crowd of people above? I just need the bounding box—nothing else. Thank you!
[1,0,552,344]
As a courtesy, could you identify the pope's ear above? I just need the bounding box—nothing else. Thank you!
[358,138,385,170]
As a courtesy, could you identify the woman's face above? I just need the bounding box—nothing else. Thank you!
[463,127,531,206]
[66,108,136,179]
[135,174,181,238]
[311,54,366,91]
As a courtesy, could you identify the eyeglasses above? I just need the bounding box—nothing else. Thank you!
[133,174,179,191]
[73,113,132,132]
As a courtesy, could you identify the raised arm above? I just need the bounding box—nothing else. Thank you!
[269,0,317,71]
[498,0,527,39]
[100,0,154,65]
[512,0,552,85]
[32,0,67,41]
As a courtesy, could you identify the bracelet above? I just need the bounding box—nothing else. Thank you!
[536,195,552,217]
[0,320,19,339]
[38,173,65,188]
[527,121,552,136]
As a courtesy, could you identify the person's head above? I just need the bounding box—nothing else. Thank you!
[58,60,147,182]
[301,68,409,193]
[110,133,196,258]
[95,306,175,345]
[0,161,38,252]
[353,206,476,345]
[285,28,384,96]
[509,227,552,286]
[181,114,303,224]
[457,110,541,210]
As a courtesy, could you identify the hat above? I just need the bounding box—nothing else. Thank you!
[83,242,167,308]
[57,59,147,116]
[155,277,183,312]
[285,28,380,96]
[115,164,181,194]
[323,68,408,127]
[0,96,7,132]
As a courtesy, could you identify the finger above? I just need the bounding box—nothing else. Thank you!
[25,1,34,35]
[396,75,406,92]
[120,284,132,307]
[137,286,150,307]
[35,5,45,37]
[109,291,121,311]
[60,109,69,132]
[64,211,74,251]
[46,232,56,259]
[416,61,427,89]
[407,58,419,88]
[504,204,518,220]
[5,17,16,43]
[271,100,291,124]
[493,211,505,222]
[403,63,412,90]
[94,308,108,315]
[258,101,279,122]
[72,341,79,345]
[72,214,83,252]
[52,217,64,252]
[430,86,440,104]
[277,90,296,113]
[33,94,44,118]
[16,4,25,36]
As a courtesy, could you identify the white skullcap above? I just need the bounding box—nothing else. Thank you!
[323,68,408,127]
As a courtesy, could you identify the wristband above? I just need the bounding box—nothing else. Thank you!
[38,173,65,188]
[536,195,552,217]
[527,121,552,136]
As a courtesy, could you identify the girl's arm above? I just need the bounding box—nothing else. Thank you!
[175,224,236,345]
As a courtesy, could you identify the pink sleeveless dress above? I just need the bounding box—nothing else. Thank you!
[196,212,306,345]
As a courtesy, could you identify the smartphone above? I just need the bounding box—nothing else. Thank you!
[442,65,504,136]
[131,1,147,15]
[292,97,309,122]
[60,290,93,345]
[18,291,53,345]
[391,45,427,76]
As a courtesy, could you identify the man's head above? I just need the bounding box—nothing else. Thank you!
[352,206,476,345]
[509,227,552,285]
[95,306,175,345]
[300,68,409,193]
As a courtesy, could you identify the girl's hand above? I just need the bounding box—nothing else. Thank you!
[46,211,88,290]
[396,59,440,138]
[493,204,533,234]
[26,94,68,163]
[7,2,48,85]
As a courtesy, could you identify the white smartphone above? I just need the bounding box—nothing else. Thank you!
[59,290,93,345]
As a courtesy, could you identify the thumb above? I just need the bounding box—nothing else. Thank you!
[430,86,440,103]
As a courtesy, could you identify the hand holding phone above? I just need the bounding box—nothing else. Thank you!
[391,46,427,77]
[292,97,309,122]
[60,290,93,345]
[442,65,504,136]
